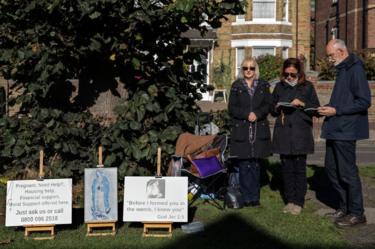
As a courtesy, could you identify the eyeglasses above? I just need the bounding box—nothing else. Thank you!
[242,66,256,71]
[283,72,298,78]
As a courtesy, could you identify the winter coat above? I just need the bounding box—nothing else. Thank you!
[271,80,320,155]
[321,53,371,140]
[228,78,272,159]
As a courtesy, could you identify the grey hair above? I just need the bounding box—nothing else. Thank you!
[238,57,260,80]
[332,39,347,51]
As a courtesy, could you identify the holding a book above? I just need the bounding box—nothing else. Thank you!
[271,58,320,215]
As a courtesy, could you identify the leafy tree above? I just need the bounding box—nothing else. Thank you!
[0,0,243,178]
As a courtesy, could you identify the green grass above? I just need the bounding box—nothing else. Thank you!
[2,165,374,249]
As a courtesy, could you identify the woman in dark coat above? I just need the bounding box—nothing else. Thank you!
[228,57,272,207]
[271,58,320,215]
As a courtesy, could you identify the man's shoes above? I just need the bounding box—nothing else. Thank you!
[335,214,366,228]
[244,201,261,208]
[325,209,346,220]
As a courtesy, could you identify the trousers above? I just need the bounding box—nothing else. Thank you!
[238,159,260,203]
[325,140,364,216]
[280,154,307,207]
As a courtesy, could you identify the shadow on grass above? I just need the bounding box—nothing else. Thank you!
[160,213,351,249]
[307,165,339,210]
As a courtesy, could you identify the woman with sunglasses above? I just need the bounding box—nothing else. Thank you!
[228,57,272,207]
[271,58,320,215]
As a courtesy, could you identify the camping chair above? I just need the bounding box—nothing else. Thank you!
[180,135,228,210]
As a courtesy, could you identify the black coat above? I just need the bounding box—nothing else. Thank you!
[271,80,320,155]
[228,79,272,159]
[321,53,371,140]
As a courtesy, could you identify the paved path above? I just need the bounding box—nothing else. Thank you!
[270,141,375,166]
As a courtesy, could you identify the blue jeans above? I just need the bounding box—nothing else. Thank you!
[238,159,260,203]
[325,140,364,216]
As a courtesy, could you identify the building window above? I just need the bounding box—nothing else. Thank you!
[236,48,245,77]
[236,15,245,22]
[331,27,338,39]
[253,0,276,20]
[282,47,289,59]
[252,47,275,58]
[282,0,288,21]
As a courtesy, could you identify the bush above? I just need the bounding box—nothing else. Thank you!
[317,58,335,80]
[257,55,284,82]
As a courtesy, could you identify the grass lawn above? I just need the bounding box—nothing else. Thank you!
[1,165,375,249]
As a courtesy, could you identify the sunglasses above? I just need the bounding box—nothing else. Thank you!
[242,66,256,71]
[283,72,298,78]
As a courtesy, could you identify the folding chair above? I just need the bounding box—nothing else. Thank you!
[181,154,227,210]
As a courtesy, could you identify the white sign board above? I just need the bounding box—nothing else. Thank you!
[123,177,188,222]
[6,179,72,227]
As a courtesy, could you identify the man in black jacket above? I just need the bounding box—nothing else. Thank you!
[318,39,371,227]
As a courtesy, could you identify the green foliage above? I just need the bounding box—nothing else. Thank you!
[257,55,284,82]
[212,109,231,135]
[213,63,231,89]
[317,53,375,81]
[317,58,335,80]
[0,109,101,178]
[0,0,243,179]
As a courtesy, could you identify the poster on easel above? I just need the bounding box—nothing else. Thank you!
[123,176,188,223]
[5,178,72,227]
[84,168,117,222]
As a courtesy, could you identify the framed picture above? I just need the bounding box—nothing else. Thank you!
[84,168,117,222]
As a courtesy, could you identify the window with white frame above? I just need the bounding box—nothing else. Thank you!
[236,48,245,77]
[252,47,275,58]
[253,0,276,20]
[282,0,288,21]
[282,47,289,59]
[236,15,245,22]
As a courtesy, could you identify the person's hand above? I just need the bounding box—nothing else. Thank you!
[291,98,305,107]
[318,106,336,116]
[248,112,257,122]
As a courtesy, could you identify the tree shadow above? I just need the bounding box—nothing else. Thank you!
[307,165,339,210]
[160,213,352,249]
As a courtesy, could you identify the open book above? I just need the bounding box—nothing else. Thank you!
[277,102,296,108]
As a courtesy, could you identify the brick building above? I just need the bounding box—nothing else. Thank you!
[313,0,375,64]
[188,0,311,100]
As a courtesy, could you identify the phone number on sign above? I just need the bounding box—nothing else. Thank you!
[21,216,58,223]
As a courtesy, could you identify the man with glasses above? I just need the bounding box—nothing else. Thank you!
[318,39,371,227]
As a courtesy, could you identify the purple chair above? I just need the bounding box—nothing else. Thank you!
[181,155,227,210]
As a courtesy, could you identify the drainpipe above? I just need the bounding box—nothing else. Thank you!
[362,0,367,49]
[345,0,348,44]
[296,0,299,57]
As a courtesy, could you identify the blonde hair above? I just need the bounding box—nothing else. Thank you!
[239,57,260,80]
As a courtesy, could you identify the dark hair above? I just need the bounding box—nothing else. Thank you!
[280,57,306,84]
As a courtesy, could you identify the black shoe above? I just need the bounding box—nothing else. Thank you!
[325,209,346,220]
[335,214,366,228]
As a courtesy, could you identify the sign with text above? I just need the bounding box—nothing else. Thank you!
[6,179,72,226]
[123,177,188,222]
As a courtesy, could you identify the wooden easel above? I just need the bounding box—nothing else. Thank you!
[24,150,55,240]
[86,145,117,237]
[143,147,173,238]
